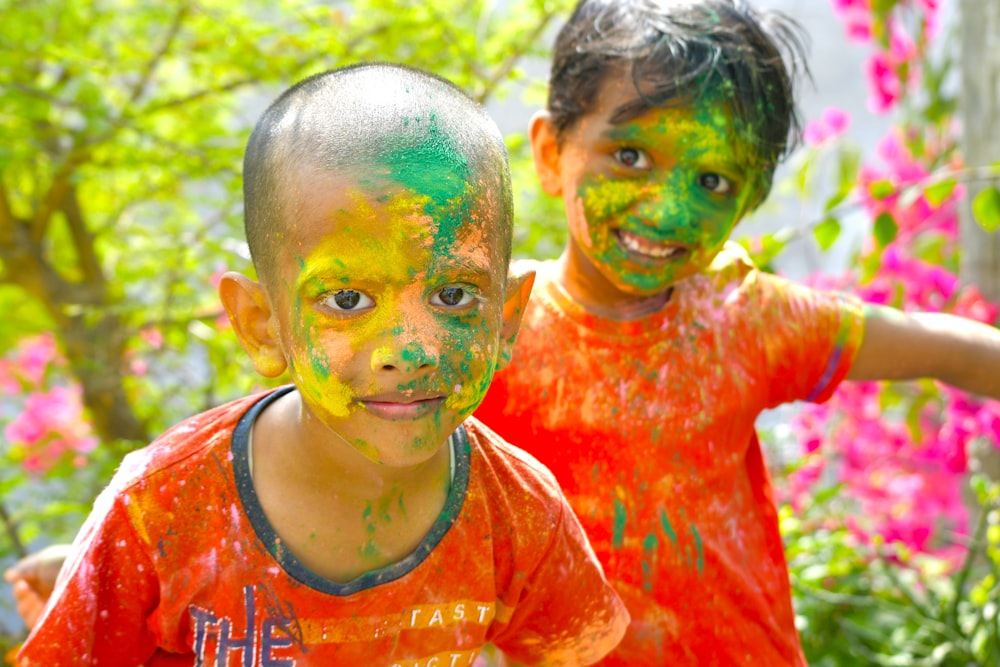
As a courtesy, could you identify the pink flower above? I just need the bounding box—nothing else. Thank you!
[803,107,852,146]
[913,0,942,40]
[14,334,60,384]
[5,385,98,474]
[0,359,20,394]
[952,285,1000,324]
[887,21,918,64]
[866,51,903,113]
[140,326,164,349]
[830,0,873,42]
[210,265,226,289]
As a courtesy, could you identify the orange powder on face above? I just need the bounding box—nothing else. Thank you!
[296,189,445,387]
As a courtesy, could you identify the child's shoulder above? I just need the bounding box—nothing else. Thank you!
[682,241,780,305]
[462,416,565,506]
[703,241,757,281]
[113,388,279,491]
[510,256,551,277]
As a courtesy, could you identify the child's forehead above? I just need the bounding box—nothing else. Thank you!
[282,166,503,254]
[589,75,756,145]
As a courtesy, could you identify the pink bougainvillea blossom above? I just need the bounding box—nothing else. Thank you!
[0,358,19,394]
[886,19,918,64]
[5,385,98,474]
[803,107,852,146]
[856,128,962,247]
[11,334,61,385]
[866,51,903,114]
[790,1,1000,567]
[830,0,873,41]
[140,326,165,349]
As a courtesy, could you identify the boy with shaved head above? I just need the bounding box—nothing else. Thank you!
[16,63,628,667]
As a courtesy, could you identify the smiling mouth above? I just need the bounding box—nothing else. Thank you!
[614,229,689,260]
[360,396,445,421]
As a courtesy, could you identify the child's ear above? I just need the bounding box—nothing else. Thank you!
[218,272,288,378]
[529,111,563,197]
[497,269,536,371]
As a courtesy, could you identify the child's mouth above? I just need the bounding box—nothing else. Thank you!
[361,395,444,421]
[614,229,688,260]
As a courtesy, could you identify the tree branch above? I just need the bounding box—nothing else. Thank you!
[61,186,105,290]
[124,3,190,107]
[0,178,15,245]
[29,145,91,244]
[0,501,27,559]
[477,11,558,104]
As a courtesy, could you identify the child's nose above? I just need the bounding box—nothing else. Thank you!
[369,339,439,374]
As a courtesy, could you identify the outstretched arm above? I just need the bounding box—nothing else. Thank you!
[847,303,1000,399]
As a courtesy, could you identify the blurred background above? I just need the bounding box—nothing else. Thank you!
[1,1,998,663]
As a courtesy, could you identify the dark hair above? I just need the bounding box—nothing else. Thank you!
[242,63,513,283]
[548,0,809,203]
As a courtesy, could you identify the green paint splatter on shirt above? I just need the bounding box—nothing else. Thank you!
[612,497,627,549]
[690,522,704,574]
[659,508,678,546]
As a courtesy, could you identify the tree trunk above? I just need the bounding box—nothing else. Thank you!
[959,0,1000,482]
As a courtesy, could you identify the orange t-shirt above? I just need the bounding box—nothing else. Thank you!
[475,246,865,666]
[19,387,628,666]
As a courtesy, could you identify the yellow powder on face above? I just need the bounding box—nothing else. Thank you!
[444,382,482,412]
[295,358,355,417]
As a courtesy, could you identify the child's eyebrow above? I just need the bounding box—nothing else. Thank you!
[295,257,355,291]
[428,253,496,279]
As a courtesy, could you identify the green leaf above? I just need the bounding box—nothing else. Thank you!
[924,179,956,208]
[812,217,842,251]
[972,186,1000,232]
[868,179,896,200]
[825,147,861,212]
[739,233,787,272]
[873,213,898,248]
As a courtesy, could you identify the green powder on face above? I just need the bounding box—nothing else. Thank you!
[378,113,474,256]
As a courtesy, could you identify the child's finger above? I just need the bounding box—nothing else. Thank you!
[5,545,70,598]
[11,578,49,631]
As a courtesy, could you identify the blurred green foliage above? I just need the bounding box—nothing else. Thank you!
[785,474,1000,666]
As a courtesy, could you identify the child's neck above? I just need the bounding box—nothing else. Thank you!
[248,389,453,583]
[556,244,673,321]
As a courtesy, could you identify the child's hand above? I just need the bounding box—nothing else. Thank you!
[3,544,72,631]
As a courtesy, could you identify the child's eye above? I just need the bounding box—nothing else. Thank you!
[699,173,732,194]
[430,286,477,308]
[613,147,650,169]
[323,289,374,312]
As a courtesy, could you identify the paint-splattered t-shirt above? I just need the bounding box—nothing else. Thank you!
[19,387,627,667]
[475,244,865,666]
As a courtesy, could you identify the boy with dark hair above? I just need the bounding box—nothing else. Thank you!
[16,63,628,666]
[475,0,1000,664]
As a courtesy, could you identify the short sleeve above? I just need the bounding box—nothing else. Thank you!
[18,486,160,667]
[488,498,629,665]
[754,272,866,408]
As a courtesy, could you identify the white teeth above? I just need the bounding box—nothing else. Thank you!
[619,231,684,259]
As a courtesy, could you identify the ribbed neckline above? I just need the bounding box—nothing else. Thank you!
[535,262,685,341]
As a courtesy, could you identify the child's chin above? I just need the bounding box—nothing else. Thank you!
[606,271,680,297]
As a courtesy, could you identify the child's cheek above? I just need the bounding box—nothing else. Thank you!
[441,319,498,415]
[290,307,356,417]
[287,348,354,418]
[580,179,643,225]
